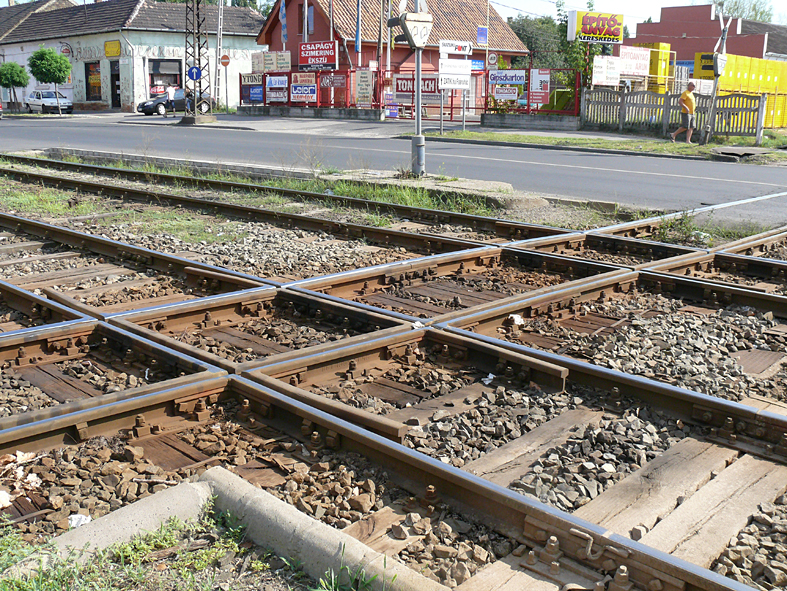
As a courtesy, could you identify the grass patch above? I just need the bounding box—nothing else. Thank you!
[12,155,497,218]
[429,129,787,161]
[95,209,248,245]
[0,184,114,218]
[0,506,304,591]
[653,211,766,247]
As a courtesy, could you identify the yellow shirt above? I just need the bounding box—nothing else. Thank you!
[680,90,695,114]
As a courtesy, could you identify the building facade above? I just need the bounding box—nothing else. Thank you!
[0,0,265,111]
[624,4,787,64]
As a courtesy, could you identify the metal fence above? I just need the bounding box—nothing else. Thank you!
[580,88,767,144]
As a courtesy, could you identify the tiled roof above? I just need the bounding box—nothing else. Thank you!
[260,0,527,53]
[741,19,787,57]
[0,0,74,42]
[2,0,141,43]
[1,0,264,45]
[130,0,264,35]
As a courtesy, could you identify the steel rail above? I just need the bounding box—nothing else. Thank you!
[0,372,752,591]
[0,154,572,241]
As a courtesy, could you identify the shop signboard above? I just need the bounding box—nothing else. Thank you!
[263,52,277,72]
[439,40,473,55]
[529,69,550,104]
[567,11,624,44]
[291,83,317,102]
[266,75,288,88]
[267,89,288,102]
[105,40,121,58]
[252,52,265,73]
[275,51,291,72]
[298,41,338,71]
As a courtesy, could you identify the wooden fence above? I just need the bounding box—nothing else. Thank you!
[580,88,767,144]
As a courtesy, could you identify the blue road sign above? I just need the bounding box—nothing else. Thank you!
[187,66,202,81]
[477,26,488,46]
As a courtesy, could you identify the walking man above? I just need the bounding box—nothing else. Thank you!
[164,83,176,118]
[670,82,696,143]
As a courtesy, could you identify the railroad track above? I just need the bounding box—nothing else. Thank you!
[1,162,787,590]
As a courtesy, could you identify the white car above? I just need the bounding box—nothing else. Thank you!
[25,90,73,114]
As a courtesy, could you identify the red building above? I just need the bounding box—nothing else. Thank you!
[256,0,528,72]
[624,4,787,63]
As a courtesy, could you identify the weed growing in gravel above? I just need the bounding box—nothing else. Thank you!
[311,547,397,591]
[654,212,765,247]
[95,210,249,245]
[0,185,111,218]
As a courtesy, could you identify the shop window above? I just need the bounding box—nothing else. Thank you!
[149,59,181,97]
[85,62,101,101]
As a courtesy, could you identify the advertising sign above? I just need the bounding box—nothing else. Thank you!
[439,39,473,55]
[439,74,470,90]
[249,86,264,102]
[293,73,315,84]
[567,11,624,44]
[242,73,264,85]
[266,75,288,88]
[439,59,472,76]
[291,84,317,102]
[494,86,518,101]
[393,74,440,103]
[355,70,374,106]
[267,89,287,102]
[529,69,550,103]
[476,26,488,46]
[298,41,338,71]
[275,51,292,72]
[471,60,484,71]
[104,40,121,58]
[488,70,527,85]
[320,74,346,88]
[591,56,620,87]
[263,52,276,72]
[252,52,265,73]
[619,46,649,77]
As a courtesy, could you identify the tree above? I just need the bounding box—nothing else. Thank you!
[507,15,566,69]
[0,62,29,113]
[712,0,773,21]
[257,0,274,16]
[27,46,71,115]
[555,0,600,87]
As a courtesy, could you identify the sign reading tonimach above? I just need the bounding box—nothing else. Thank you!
[393,75,441,103]
[299,41,339,71]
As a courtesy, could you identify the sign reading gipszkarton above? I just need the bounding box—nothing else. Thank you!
[488,70,527,85]
[567,11,624,44]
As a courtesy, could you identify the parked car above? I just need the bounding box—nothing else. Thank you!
[136,88,215,115]
[25,90,73,114]
[0,102,3,120]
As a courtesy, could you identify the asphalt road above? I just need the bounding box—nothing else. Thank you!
[3,114,787,224]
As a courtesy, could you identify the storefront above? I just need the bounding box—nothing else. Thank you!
[148,59,182,97]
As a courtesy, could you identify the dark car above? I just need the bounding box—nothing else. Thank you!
[136,88,215,115]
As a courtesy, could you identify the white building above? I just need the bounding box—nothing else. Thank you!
[0,0,266,111]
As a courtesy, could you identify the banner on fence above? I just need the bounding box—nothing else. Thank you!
[592,56,620,87]
[568,11,624,44]
[529,69,550,103]
[488,70,527,85]
[619,46,649,77]
[299,41,338,71]
[393,74,441,103]
[494,86,518,101]
[355,70,374,106]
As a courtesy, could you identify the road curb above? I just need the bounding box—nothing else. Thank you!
[410,135,710,161]
[202,466,448,591]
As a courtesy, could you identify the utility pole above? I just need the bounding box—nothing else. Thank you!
[413,0,424,176]
[214,0,224,107]
[702,5,732,145]
[184,0,215,123]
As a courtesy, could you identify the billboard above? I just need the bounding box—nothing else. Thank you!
[299,41,339,71]
[567,11,624,44]
[291,84,317,102]
[619,46,650,77]
[529,69,550,104]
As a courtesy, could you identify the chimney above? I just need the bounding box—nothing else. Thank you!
[8,0,15,6]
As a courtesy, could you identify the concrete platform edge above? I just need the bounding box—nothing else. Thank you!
[201,466,449,591]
